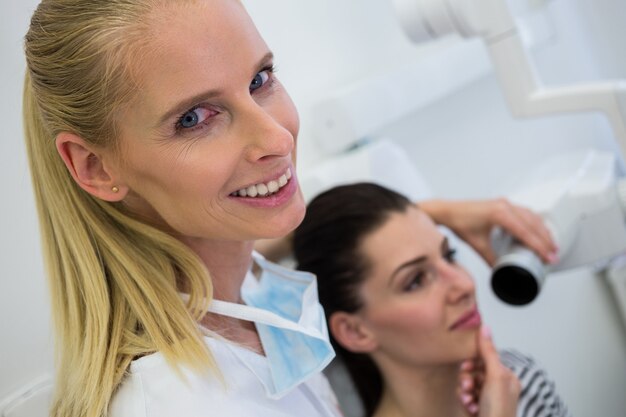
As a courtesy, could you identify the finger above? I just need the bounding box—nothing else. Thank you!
[472,239,497,266]
[515,207,559,262]
[459,358,485,385]
[469,356,485,371]
[517,207,553,248]
[473,372,485,388]
[459,375,474,392]
[460,359,485,382]
[459,392,473,405]
[458,392,479,415]
[460,358,476,372]
[492,201,556,264]
[476,325,500,372]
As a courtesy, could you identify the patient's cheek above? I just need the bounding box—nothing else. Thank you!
[370,302,440,337]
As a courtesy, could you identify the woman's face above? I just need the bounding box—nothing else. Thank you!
[357,207,481,367]
[111,0,304,243]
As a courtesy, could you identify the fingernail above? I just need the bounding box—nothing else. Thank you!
[468,404,479,414]
[547,253,560,264]
[461,379,472,389]
[461,394,472,405]
[460,361,472,371]
[481,325,491,339]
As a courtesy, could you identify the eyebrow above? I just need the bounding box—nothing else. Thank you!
[157,52,275,126]
[388,236,449,287]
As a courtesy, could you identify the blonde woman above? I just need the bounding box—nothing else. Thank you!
[23,1,558,416]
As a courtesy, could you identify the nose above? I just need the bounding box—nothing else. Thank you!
[439,261,475,305]
[237,98,295,163]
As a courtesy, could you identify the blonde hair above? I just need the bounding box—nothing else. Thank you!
[23,1,216,416]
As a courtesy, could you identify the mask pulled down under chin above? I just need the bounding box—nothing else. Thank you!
[206,253,335,399]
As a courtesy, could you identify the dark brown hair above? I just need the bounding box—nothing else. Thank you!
[293,182,413,417]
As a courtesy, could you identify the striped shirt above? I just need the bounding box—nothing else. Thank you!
[500,349,572,417]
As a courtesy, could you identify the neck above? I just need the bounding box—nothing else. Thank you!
[180,237,255,302]
[373,360,468,417]
[179,237,264,353]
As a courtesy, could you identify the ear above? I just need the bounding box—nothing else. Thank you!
[55,132,128,202]
[329,311,378,354]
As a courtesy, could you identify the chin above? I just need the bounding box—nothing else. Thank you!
[465,342,479,359]
[264,202,306,239]
[453,331,480,361]
[284,191,307,227]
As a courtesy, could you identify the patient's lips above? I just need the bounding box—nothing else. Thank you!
[449,307,482,330]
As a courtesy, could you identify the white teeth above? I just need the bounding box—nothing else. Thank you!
[234,168,293,198]
[267,180,279,193]
[257,183,269,196]
[246,185,258,197]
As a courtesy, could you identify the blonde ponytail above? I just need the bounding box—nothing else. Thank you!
[23,2,217,416]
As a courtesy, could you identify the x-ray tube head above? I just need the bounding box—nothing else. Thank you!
[491,240,546,306]
[488,151,626,307]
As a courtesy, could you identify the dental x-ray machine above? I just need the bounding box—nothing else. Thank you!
[390,0,626,311]
[392,0,626,154]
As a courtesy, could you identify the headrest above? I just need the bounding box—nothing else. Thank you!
[300,138,433,202]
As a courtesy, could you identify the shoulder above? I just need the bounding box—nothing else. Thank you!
[499,349,572,417]
[499,349,536,372]
[307,369,341,407]
[109,337,343,417]
[108,338,250,417]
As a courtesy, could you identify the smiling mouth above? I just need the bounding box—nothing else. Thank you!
[230,168,292,198]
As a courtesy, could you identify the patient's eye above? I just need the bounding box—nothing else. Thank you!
[404,270,427,292]
[444,248,457,264]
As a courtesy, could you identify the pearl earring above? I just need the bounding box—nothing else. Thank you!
[111,186,119,193]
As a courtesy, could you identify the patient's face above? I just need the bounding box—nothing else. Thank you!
[357,207,481,367]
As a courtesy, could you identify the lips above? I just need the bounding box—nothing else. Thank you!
[230,167,292,198]
[449,307,482,331]
[228,166,299,209]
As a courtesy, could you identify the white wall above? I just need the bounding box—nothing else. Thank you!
[2,0,625,415]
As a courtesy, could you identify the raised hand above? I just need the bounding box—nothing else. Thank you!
[475,326,520,417]
[420,199,558,266]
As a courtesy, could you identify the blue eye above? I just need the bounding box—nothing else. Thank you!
[250,69,271,92]
[176,107,215,132]
[180,110,200,128]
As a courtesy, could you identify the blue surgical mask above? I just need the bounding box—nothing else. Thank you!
[206,253,335,399]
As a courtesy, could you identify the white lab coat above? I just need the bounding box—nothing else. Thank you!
[109,334,343,417]
[109,258,342,417]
